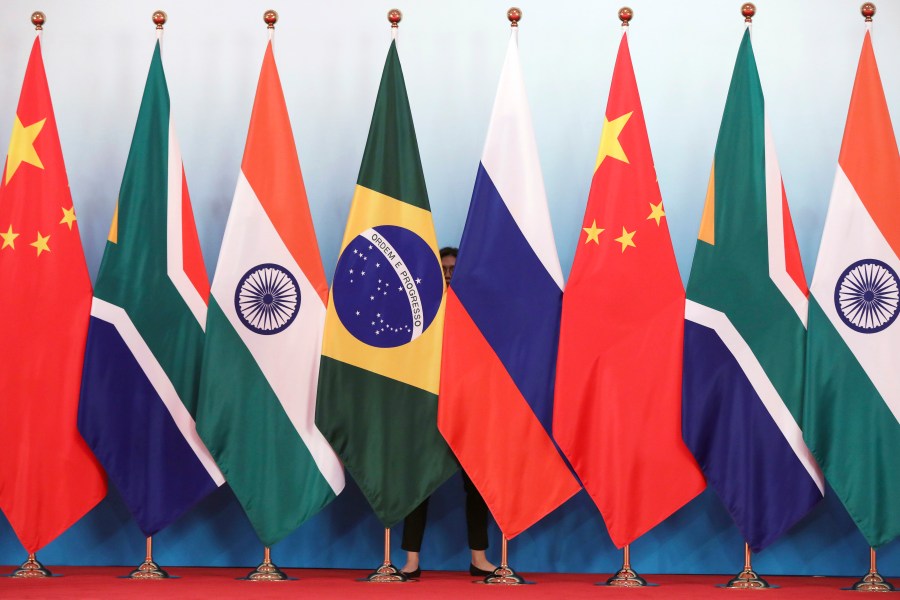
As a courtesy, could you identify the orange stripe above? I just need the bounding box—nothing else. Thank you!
[697,162,715,245]
[241,42,328,304]
[781,180,808,296]
[839,32,900,258]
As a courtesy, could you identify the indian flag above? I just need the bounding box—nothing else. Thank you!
[196,39,344,547]
[803,29,900,548]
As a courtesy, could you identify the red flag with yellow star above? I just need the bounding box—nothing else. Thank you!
[0,35,106,553]
[552,30,705,548]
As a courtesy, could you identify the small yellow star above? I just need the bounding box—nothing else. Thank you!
[647,201,666,226]
[582,219,604,244]
[595,111,633,169]
[614,227,636,253]
[60,206,77,230]
[1,225,19,250]
[6,116,46,185]
[30,231,50,256]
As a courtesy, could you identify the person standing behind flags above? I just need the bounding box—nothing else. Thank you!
[399,247,497,579]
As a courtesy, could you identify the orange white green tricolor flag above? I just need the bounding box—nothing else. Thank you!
[0,35,106,553]
[196,39,344,547]
[552,30,705,548]
[803,28,900,548]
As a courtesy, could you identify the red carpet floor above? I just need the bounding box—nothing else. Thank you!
[0,566,874,599]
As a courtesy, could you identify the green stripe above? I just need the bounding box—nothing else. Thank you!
[686,30,805,415]
[315,356,457,527]
[356,41,430,211]
[804,298,900,547]
[93,41,204,415]
[197,299,336,546]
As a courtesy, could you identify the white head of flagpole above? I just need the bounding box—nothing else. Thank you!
[861,2,875,32]
[264,9,277,42]
[388,8,401,43]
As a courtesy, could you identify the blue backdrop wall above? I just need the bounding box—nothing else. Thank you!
[1,0,899,576]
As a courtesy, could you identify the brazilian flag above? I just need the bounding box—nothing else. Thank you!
[315,41,456,527]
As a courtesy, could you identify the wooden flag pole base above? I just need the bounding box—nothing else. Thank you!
[127,537,169,579]
[851,548,895,592]
[725,543,770,589]
[483,537,526,585]
[245,547,287,581]
[604,545,648,587]
[12,553,52,578]
[364,529,408,582]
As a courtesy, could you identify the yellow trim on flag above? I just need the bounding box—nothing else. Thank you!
[698,163,715,245]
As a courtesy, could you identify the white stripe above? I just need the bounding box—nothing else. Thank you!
[686,300,825,493]
[166,119,208,330]
[90,297,225,486]
[210,171,345,495]
[809,166,900,424]
[480,31,563,290]
[764,118,808,327]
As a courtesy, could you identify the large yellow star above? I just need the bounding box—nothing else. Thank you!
[614,227,636,253]
[647,201,666,226]
[582,219,604,244]
[30,231,50,256]
[1,225,19,250]
[60,206,77,230]
[595,111,632,169]
[6,116,46,185]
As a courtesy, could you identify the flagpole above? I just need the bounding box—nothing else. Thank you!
[851,546,895,592]
[364,528,407,582]
[244,546,288,581]
[128,536,170,579]
[606,543,650,587]
[725,542,770,589]
[12,552,53,578]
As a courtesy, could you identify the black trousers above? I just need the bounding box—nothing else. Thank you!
[400,470,489,552]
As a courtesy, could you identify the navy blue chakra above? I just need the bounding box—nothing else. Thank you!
[333,225,443,348]
[234,263,301,335]
[834,258,900,334]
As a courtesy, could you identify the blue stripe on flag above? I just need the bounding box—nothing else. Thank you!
[682,321,822,552]
[78,317,219,536]
[451,163,562,433]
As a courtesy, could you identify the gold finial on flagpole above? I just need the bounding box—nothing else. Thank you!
[507,7,522,27]
[31,11,46,30]
[618,7,633,26]
[388,9,402,28]
[264,10,278,28]
[152,10,167,29]
[860,3,876,21]
[741,3,756,23]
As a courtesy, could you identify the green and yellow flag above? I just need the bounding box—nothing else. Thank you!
[315,41,456,527]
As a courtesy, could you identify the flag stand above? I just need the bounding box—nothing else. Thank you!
[11,553,52,578]
[483,536,526,585]
[243,546,288,581]
[850,547,895,591]
[724,543,770,588]
[364,528,408,582]
[604,544,648,587]
[127,536,169,579]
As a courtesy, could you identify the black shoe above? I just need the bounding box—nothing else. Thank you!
[470,564,495,577]
[402,567,421,579]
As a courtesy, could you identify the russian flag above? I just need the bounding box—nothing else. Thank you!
[438,28,580,540]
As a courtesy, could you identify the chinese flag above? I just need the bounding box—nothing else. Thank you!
[0,36,106,553]
[552,31,705,548]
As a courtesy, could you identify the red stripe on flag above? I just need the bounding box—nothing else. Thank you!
[180,169,209,302]
[439,291,580,539]
[781,180,808,296]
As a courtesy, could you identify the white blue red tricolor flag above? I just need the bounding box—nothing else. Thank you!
[438,27,580,540]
